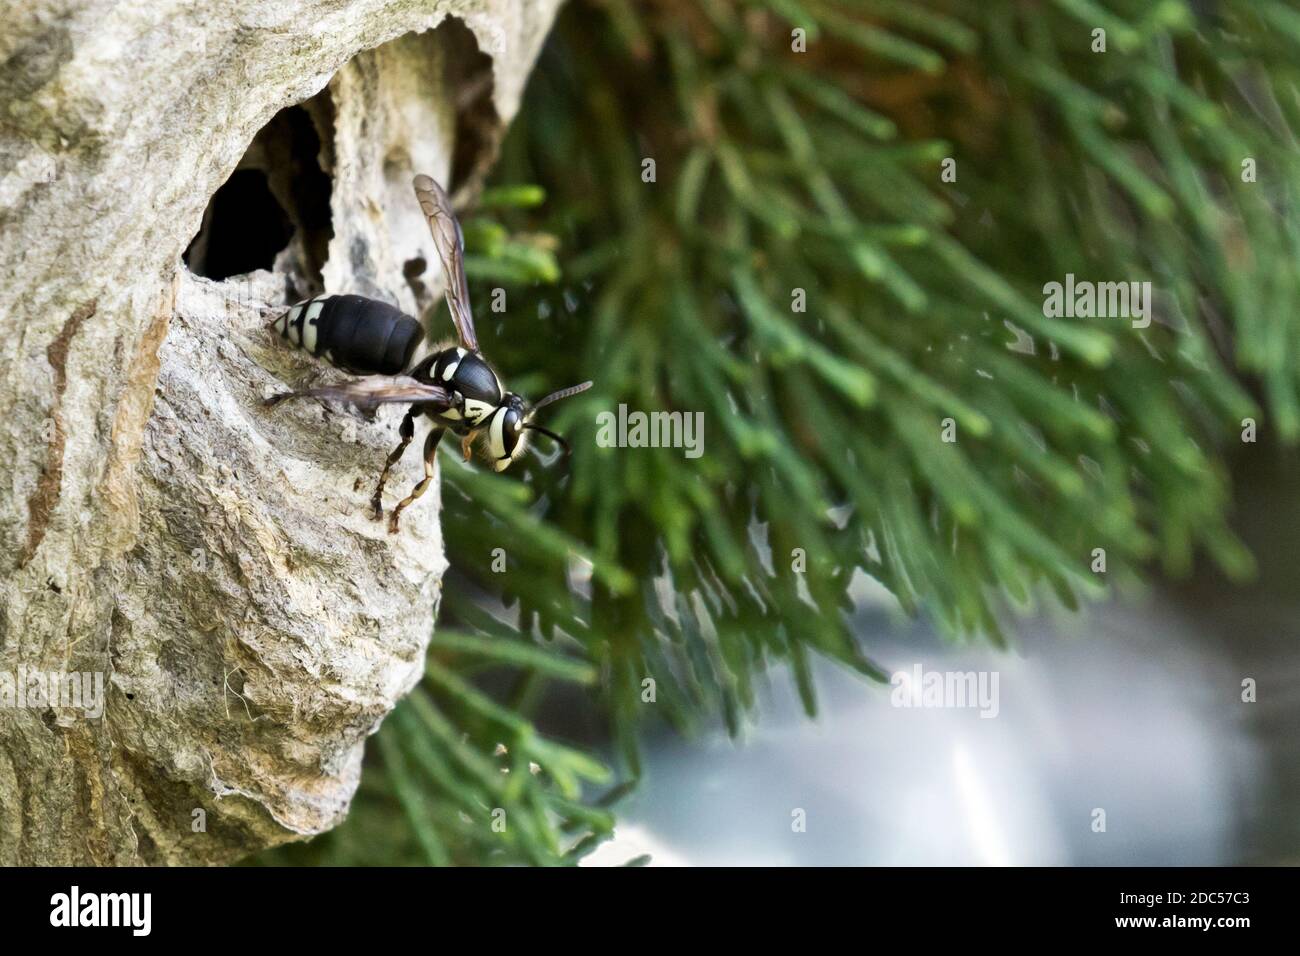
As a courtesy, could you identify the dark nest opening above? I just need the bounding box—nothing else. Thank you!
[183,93,335,294]
[183,19,497,305]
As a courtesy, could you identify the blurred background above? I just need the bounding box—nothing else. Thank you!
[257,0,1300,865]
[586,442,1298,866]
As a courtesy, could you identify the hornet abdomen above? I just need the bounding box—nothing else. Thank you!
[274,294,425,376]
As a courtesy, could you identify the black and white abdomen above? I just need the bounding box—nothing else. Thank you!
[273,294,425,376]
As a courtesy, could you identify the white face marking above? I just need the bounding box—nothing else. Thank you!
[489,408,509,468]
[512,429,529,465]
[491,411,529,472]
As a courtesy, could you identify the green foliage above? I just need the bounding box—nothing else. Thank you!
[263,0,1300,864]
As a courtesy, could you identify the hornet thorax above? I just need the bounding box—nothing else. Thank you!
[415,346,505,430]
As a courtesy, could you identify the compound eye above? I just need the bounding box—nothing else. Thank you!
[498,408,521,457]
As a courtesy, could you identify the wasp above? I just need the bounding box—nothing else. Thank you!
[265,174,591,533]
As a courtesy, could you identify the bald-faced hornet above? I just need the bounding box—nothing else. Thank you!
[266,174,591,533]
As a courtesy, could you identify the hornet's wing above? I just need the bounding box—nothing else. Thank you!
[265,376,452,414]
[413,174,479,352]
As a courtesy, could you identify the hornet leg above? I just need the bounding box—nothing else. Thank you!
[370,409,416,521]
[389,427,444,534]
[460,434,474,462]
